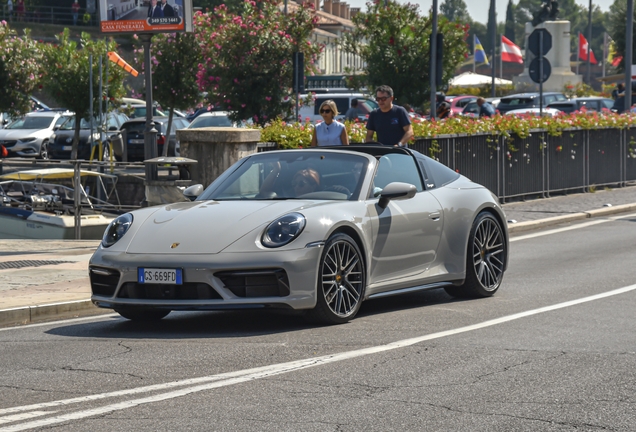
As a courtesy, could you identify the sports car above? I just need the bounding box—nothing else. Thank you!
[89,145,509,324]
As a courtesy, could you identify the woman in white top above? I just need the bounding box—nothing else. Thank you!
[311,100,349,147]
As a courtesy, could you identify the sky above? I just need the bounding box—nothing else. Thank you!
[345,0,614,25]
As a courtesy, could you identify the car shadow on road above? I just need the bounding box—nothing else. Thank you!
[46,289,469,339]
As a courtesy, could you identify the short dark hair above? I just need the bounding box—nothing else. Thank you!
[351,99,358,107]
[375,85,393,97]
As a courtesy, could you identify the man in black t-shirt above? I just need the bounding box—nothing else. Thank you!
[365,85,413,147]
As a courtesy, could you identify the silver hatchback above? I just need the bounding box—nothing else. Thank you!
[0,111,72,159]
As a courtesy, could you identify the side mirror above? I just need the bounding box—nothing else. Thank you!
[108,126,119,131]
[378,182,417,209]
[183,184,203,201]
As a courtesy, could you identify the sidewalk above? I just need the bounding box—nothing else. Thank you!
[2,185,636,328]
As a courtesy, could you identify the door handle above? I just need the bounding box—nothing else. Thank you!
[429,212,441,221]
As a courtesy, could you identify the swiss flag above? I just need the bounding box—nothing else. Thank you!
[578,33,598,64]
[501,36,523,63]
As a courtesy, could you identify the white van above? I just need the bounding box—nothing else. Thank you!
[298,93,378,123]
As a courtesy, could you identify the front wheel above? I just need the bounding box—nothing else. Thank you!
[38,140,49,160]
[115,308,170,321]
[307,233,366,325]
[445,212,506,298]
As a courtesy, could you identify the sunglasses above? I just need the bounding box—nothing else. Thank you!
[292,178,314,188]
[376,96,390,102]
[320,109,332,114]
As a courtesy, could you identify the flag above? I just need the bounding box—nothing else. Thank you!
[578,33,597,64]
[474,36,489,65]
[607,38,622,67]
[107,51,139,77]
[501,36,523,63]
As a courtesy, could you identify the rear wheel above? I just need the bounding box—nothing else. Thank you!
[115,308,170,321]
[102,144,111,162]
[307,233,365,325]
[38,140,49,160]
[445,212,506,298]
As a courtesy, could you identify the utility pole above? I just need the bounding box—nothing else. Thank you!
[626,0,634,113]
[587,0,592,85]
[490,0,496,97]
[430,0,438,119]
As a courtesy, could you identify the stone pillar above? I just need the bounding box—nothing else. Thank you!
[175,128,261,189]
[513,20,582,92]
[332,0,340,17]
[323,0,331,14]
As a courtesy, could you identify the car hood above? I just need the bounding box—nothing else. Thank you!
[0,129,52,140]
[126,199,324,254]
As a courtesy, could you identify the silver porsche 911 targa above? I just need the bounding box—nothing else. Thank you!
[90,145,508,324]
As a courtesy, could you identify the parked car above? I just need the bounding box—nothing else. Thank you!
[447,95,477,115]
[0,113,14,129]
[298,93,378,123]
[504,107,562,117]
[186,111,234,128]
[49,112,129,160]
[89,145,509,323]
[461,101,480,118]
[547,97,615,114]
[497,92,568,114]
[117,116,191,161]
[0,111,72,159]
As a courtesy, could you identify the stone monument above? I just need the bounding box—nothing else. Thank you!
[513,1,581,92]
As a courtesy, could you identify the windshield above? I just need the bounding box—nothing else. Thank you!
[499,97,535,106]
[59,117,95,130]
[199,152,369,201]
[7,116,55,130]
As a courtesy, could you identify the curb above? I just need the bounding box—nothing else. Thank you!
[507,203,636,234]
[0,300,111,329]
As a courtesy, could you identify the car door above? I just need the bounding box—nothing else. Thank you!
[365,153,443,287]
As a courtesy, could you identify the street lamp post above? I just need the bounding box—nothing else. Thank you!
[430,0,438,119]
[587,0,592,85]
[626,0,634,113]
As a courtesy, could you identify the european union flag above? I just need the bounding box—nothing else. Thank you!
[474,36,489,65]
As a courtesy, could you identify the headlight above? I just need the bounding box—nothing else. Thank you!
[261,212,306,248]
[102,213,133,248]
[19,137,36,143]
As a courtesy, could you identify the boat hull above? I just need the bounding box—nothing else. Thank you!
[0,209,112,240]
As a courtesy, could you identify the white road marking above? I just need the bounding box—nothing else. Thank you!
[510,211,636,242]
[0,314,117,332]
[2,283,635,432]
[0,412,56,425]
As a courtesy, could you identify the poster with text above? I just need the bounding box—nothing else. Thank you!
[99,0,193,34]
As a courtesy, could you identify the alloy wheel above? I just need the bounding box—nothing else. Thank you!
[472,217,505,290]
[321,239,364,317]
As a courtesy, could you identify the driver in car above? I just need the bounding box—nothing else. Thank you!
[291,168,321,196]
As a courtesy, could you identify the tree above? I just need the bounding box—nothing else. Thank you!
[0,22,43,116]
[133,32,202,156]
[440,0,470,23]
[42,29,126,159]
[195,0,321,125]
[504,0,516,44]
[607,0,636,73]
[341,1,469,109]
[194,0,243,14]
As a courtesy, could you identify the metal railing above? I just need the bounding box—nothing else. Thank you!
[256,127,636,201]
[1,5,98,27]
[410,127,636,201]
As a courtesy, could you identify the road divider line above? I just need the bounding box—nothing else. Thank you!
[510,211,636,242]
[2,283,636,432]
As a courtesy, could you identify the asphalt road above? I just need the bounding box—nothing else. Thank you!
[1,214,635,431]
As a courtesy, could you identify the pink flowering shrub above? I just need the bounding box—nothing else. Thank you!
[195,0,322,125]
[0,21,43,115]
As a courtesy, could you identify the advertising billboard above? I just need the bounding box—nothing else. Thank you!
[99,0,193,34]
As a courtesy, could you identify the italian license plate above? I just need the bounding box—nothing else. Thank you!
[62,146,72,151]
[138,268,183,285]
[129,139,144,144]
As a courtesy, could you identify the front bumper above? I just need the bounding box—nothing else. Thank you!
[89,245,323,311]
[5,139,44,157]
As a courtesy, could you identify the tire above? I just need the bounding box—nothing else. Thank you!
[102,144,111,162]
[38,140,49,160]
[445,212,506,298]
[115,308,170,321]
[307,233,366,325]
